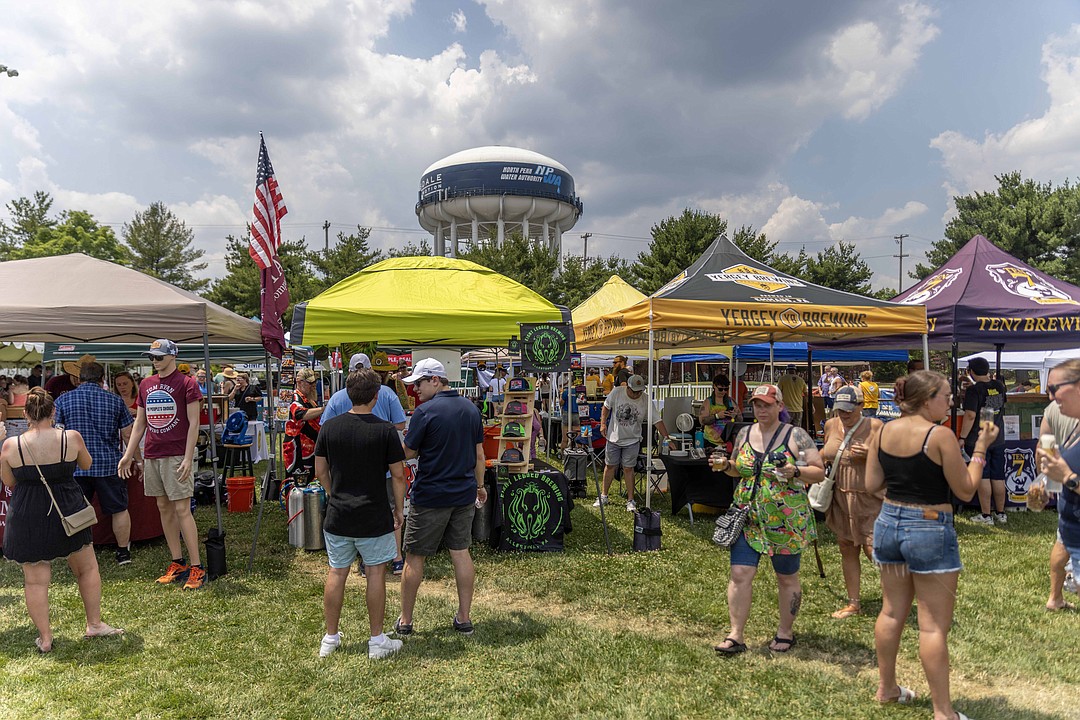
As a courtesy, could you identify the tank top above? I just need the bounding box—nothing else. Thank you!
[877,426,950,505]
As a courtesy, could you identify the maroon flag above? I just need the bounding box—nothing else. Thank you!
[251,134,289,357]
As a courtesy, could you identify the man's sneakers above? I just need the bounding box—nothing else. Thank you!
[626,500,637,512]
[994,512,1008,524]
[971,513,995,526]
[592,495,608,508]
[368,634,403,659]
[452,615,474,636]
[115,545,132,566]
[156,561,190,584]
[393,617,414,637]
[319,633,342,658]
[182,565,207,590]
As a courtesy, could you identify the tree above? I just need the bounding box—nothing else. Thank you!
[0,191,57,258]
[916,171,1080,283]
[309,225,383,292]
[632,209,727,294]
[550,253,636,309]
[802,241,874,295]
[123,202,208,292]
[458,232,561,300]
[204,234,317,328]
[13,209,130,265]
[386,238,433,257]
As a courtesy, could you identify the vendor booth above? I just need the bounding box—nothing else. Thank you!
[0,253,264,549]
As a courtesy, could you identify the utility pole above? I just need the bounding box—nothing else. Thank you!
[323,220,331,253]
[893,234,909,293]
[581,232,592,262]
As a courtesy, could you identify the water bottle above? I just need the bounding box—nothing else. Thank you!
[694,430,704,449]
[796,449,808,468]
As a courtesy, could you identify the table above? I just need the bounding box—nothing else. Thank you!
[199,420,269,464]
[91,465,164,546]
[660,454,735,516]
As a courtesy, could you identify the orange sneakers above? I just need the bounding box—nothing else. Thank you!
[156,562,190,584]
[182,565,206,591]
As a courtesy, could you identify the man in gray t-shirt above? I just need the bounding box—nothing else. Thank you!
[1041,401,1079,611]
[597,374,673,512]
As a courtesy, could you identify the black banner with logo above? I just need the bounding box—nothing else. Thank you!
[494,471,573,552]
[519,322,574,373]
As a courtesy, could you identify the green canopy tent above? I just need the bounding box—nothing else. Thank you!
[290,256,571,347]
[0,342,43,368]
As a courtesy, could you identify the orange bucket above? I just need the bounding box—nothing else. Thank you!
[226,476,255,512]
[483,425,501,460]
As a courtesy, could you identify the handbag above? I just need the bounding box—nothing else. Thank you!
[22,434,98,537]
[713,424,786,548]
[809,417,865,513]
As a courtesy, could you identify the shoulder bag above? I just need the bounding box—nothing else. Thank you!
[713,424,787,548]
[809,417,865,513]
[22,433,98,537]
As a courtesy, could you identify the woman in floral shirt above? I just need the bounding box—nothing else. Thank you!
[710,383,825,655]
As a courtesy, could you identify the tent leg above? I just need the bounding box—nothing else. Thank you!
[922,334,929,370]
[994,343,1003,380]
[248,351,276,572]
[806,350,813,434]
[203,332,223,533]
[769,338,775,382]
[645,320,655,509]
[950,340,959,431]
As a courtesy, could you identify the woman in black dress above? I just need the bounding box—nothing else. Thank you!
[0,388,123,653]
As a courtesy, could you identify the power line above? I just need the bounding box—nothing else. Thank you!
[893,234,909,293]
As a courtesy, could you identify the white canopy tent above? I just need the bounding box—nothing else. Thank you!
[959,349,1080,389]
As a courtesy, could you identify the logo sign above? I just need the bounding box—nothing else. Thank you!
[779,308,802,329]
[145,387,180,433]
[655,270,690,296]
[706,265,806,294]
[901,267,963,305]
[985,262,1079,305]
[498,472,566,551]
[520,323,573,373]
[1005,446,1036,500]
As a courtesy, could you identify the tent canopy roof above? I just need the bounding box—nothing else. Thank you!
[576,235,926,351]
[571,275,647,326]
[290,255,570,347]
[42,342,267,363]
[0,254,263,344]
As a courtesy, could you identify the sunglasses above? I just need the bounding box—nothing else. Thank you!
[1047,379,1080,396]
[413,376,433,389]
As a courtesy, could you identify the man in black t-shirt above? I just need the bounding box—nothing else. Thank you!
[959,356,1008,525]
[314,369,406,660]
[612,355,631,388]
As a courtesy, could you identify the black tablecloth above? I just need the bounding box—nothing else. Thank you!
[487,468,575,552]
[660,454,735,515]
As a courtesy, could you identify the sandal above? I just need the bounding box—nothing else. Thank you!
[1046,601,1075,612]
[714,637,747,655]
[34,637,52,654]
[84,624,124,639]
[879,685,916,704]
[768,635,796,652]
[831,603,861,619]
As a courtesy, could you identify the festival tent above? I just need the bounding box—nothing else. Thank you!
[43,342,267,363]
[0,342,43,367]
[290,256,570,347]
[571,275,647,326]
[733,341,907,363]
[959,348,1080,389]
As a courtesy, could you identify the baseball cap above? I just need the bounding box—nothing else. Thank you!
[502,421,526,438]
[751,384,783,405]
[627,374,646,392]
[296,367,316,383]
[504,400,529,416]
[968,356,990,376]
[833,386,860,412]
[402,358,448,383]
[508,376,531,392]
[786,364,797,371]
[348,353,371,371]
[143,339,179,358]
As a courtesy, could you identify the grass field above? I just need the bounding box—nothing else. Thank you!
[1,475,1077,720]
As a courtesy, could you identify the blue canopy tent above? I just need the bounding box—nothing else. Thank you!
[734,342,907,363]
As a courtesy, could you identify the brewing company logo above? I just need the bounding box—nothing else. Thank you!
[900,267,963,305]
[520,323,571,373]
[985,262,1079,306]
[706,265,806,294]
[1004,446,1036,497]
[655,270,689,295]
[146,388,180,433]
[499,472,566,550]
[779,308,803,329]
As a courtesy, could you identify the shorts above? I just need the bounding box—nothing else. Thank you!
[605,440,641,469]
[75,474,128,515]
[403,504,475,557]
[324,530,396,569]
[730,533,801,575]
[978,445,1006,481]
[143,457,194,501]
[873,502,962,574]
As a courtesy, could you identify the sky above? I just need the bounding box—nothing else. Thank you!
[2,0,1080,294]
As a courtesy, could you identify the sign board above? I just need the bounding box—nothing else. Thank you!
[1003,415,1020,441]
[519,323,573,373]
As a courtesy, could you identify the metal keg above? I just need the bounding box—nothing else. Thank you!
[287,485,305,548]
[302,485,326,551]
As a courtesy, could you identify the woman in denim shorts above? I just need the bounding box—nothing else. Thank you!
[864,371,996,720]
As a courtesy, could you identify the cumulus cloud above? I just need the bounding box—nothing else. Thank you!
[931,24,1080,219]
[451,9,467,33]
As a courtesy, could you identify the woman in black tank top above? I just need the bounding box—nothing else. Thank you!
[862,371,996,720]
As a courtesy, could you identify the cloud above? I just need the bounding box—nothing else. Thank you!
[451,9,467,33]
[931,24,1080,218]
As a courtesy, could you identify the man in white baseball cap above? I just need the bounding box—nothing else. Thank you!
[348,353,371,371]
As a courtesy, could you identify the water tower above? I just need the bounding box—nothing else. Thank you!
[416,146,583,257]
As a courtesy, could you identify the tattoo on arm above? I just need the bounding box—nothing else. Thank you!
[790,591,802,617]
[791,427,814,451]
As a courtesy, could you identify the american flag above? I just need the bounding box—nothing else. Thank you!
[250,134,288,270]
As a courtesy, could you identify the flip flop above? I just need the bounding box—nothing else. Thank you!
[1046,601,1075,612]
[831,603,861,619]
[714,637,747,655]
[34,637,52,654]
[768,635,796,652]
[880,685,916,704]
[84,625,124,639]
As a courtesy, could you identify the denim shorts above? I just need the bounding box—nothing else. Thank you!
[730,533,801,576]
[324,530,396,569]
[605,440,640,469]
[873,502,962,574]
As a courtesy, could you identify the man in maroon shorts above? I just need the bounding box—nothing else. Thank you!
[119,339,206,590]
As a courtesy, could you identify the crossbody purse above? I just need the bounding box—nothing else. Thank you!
[22,434,98,537]
[809,417,865,513]
[713,424,788,549]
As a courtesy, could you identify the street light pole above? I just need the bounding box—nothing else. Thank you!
[893,234,909,293]
[581,232,592,261]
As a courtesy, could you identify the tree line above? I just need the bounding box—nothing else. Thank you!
[3,170,1078,329]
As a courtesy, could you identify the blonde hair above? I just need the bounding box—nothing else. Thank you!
[24,387,54,422]
[893,370,946,415]
[1050,358,1080,383]
[860,370,873,381]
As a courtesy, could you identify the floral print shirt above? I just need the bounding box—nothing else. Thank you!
[732,424,817,555]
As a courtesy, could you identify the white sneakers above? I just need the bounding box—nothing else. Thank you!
[368,635,403,659]
[971,513,994,525]
[994,512,1008,524]
[592,495,608,508]
[320,632,403,659]
[626,500,637,512]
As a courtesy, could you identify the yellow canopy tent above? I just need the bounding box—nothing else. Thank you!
[290,256,570,347]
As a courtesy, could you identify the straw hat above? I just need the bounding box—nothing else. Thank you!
[221,367,238,379]
[372,351,395,372]
[62,353,97,378]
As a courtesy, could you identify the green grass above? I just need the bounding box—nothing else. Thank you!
[1,477,1077,719]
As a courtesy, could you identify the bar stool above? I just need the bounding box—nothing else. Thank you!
[222,443,254,479]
